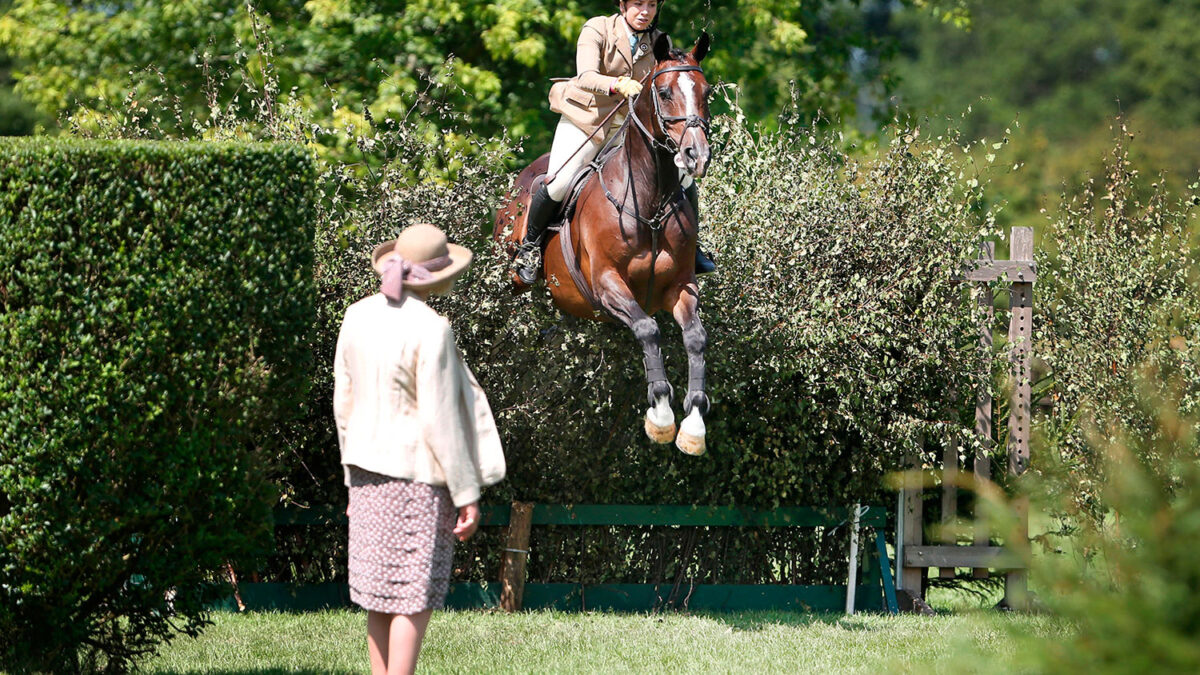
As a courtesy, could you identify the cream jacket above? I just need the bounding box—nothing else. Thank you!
[333,292,505,507]
[549,14,664,140]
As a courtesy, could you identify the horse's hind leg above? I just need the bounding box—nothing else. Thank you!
[595,272,676,444]
[668,283,709,456]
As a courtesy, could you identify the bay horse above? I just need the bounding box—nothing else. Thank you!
[495,33,713,455]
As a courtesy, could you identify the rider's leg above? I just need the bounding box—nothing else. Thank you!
[515,119,600,284]
[680,172,716,274]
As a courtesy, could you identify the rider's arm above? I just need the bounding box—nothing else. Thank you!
[574,17,619,96]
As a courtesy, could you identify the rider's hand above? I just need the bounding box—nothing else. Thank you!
[612,76,643,98]
[453,502,480,542]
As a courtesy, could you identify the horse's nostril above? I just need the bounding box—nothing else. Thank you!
[684,146,697,160]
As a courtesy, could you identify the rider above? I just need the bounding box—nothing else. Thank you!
[513,0,715,285]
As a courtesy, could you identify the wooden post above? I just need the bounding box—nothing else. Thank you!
[1005,227,1034,609]
[900,449,925,599]
[499,501,533,612]
[939,435,958,579]
[973,241,995,579]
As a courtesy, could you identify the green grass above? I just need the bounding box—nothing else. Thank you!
[142,607,1066,674]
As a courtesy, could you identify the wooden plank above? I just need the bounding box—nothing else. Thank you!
[955,260,1037,283]
[974,241,995,579]
[900,449,925,598]
[527,504,887,528]
[499,502,533,612]
[274,504,888,528]
[940,435,959,579]
[903,545,1024,569]
[217,581,887,613]
[1008,227,1034,476]
[1004,496,1030,609]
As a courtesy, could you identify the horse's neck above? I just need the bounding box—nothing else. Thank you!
[611,103,680,207]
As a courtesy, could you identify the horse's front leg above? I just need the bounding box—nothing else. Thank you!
[595,271,676,444]
[668,282,708,456]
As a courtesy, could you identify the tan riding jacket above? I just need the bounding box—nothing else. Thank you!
[333,292,505,507]
[549,14,665,141]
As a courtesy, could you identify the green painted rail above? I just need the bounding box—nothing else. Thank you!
[249,503,898,614]
[275,503,888,529]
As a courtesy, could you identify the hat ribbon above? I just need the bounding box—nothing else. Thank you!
[380,254,452,301]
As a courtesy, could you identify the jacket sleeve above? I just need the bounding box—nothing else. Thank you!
[333,313,355,485]
[575,17,619,95]
[417,318,482,507]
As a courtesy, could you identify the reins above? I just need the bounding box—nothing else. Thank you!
[551,61,710,314]
[597,63,708,308]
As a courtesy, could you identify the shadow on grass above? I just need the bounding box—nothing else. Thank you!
[695,610,894,632]
[153,662,355,667]
[153,670,356,675]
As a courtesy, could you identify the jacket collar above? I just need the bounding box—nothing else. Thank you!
[609,13,654,71]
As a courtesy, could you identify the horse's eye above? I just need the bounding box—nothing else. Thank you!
[658,87,672,100]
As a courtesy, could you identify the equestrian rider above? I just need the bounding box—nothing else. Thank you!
[513,0,715,285]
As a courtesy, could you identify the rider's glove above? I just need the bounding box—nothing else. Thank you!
[612,76,643,98]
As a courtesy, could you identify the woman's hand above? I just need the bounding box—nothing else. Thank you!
[612,76,643,98]
[454,502,480,541]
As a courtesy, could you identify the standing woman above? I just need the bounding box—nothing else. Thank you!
[334,224,506,675]
[513,0,715,285]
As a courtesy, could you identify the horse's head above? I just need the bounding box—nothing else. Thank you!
[649,32,713,178]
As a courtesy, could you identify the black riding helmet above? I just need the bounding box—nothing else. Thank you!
[615,0,662,35]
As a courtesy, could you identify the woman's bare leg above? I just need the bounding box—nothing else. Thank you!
[367,610,392,675]
[387,609,434,675]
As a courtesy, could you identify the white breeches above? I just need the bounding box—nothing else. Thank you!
[545,117,694,202]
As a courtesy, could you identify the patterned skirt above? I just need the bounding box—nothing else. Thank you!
[346,467,456,615]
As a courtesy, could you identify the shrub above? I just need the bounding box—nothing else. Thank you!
[0,138,315,672]
[59,37,998,587]
[1037,124,1200,519]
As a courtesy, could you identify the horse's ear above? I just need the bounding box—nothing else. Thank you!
[653,32,672,62]
[692,32,710,62]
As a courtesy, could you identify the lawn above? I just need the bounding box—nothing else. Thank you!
[142,602,1065,674]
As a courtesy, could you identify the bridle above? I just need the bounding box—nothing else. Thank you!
[646,65,711,153]
[599,62,712,229]
[594,60,711,307]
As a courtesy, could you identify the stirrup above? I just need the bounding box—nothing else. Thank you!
[514,240,542,285]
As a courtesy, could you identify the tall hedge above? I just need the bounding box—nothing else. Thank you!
[263,110,993,589]
[0,138,315,673]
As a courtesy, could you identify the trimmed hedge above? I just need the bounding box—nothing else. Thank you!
[0,138,315,672]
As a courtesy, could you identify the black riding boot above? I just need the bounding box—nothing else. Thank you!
[515,182,563,285]
[685,182,716,274]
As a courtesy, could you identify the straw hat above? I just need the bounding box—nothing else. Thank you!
[371,223,473,292]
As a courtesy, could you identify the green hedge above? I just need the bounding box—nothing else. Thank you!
[265,112,992,590]
[0,138,315,672]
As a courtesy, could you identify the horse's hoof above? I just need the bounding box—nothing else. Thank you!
[644,418,676,444]
[676,431,706,456]
[675,408,706,455]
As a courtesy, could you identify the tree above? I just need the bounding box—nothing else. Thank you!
[0,0,965,165]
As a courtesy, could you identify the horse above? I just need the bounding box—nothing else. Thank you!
[495,33,714,455]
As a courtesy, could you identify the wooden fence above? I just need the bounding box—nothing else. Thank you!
[896,226,1035,611]
[223,504,898,614]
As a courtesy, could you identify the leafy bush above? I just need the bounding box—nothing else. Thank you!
[58,34,998,588]
[1037,125,1200,519]
[0,138,315,672]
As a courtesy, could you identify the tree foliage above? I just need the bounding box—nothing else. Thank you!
[0,0,965,162]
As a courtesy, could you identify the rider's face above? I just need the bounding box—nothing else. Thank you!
[622,0,658,31]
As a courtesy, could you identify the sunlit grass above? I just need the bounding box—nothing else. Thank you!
[143,608,1066,674]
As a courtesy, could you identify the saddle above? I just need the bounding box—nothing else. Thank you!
[543,133,627,233]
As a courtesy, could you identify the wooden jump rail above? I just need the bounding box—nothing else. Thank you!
[260,503,899,614]
[485,503,899,613]
[897,226,1035,611]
